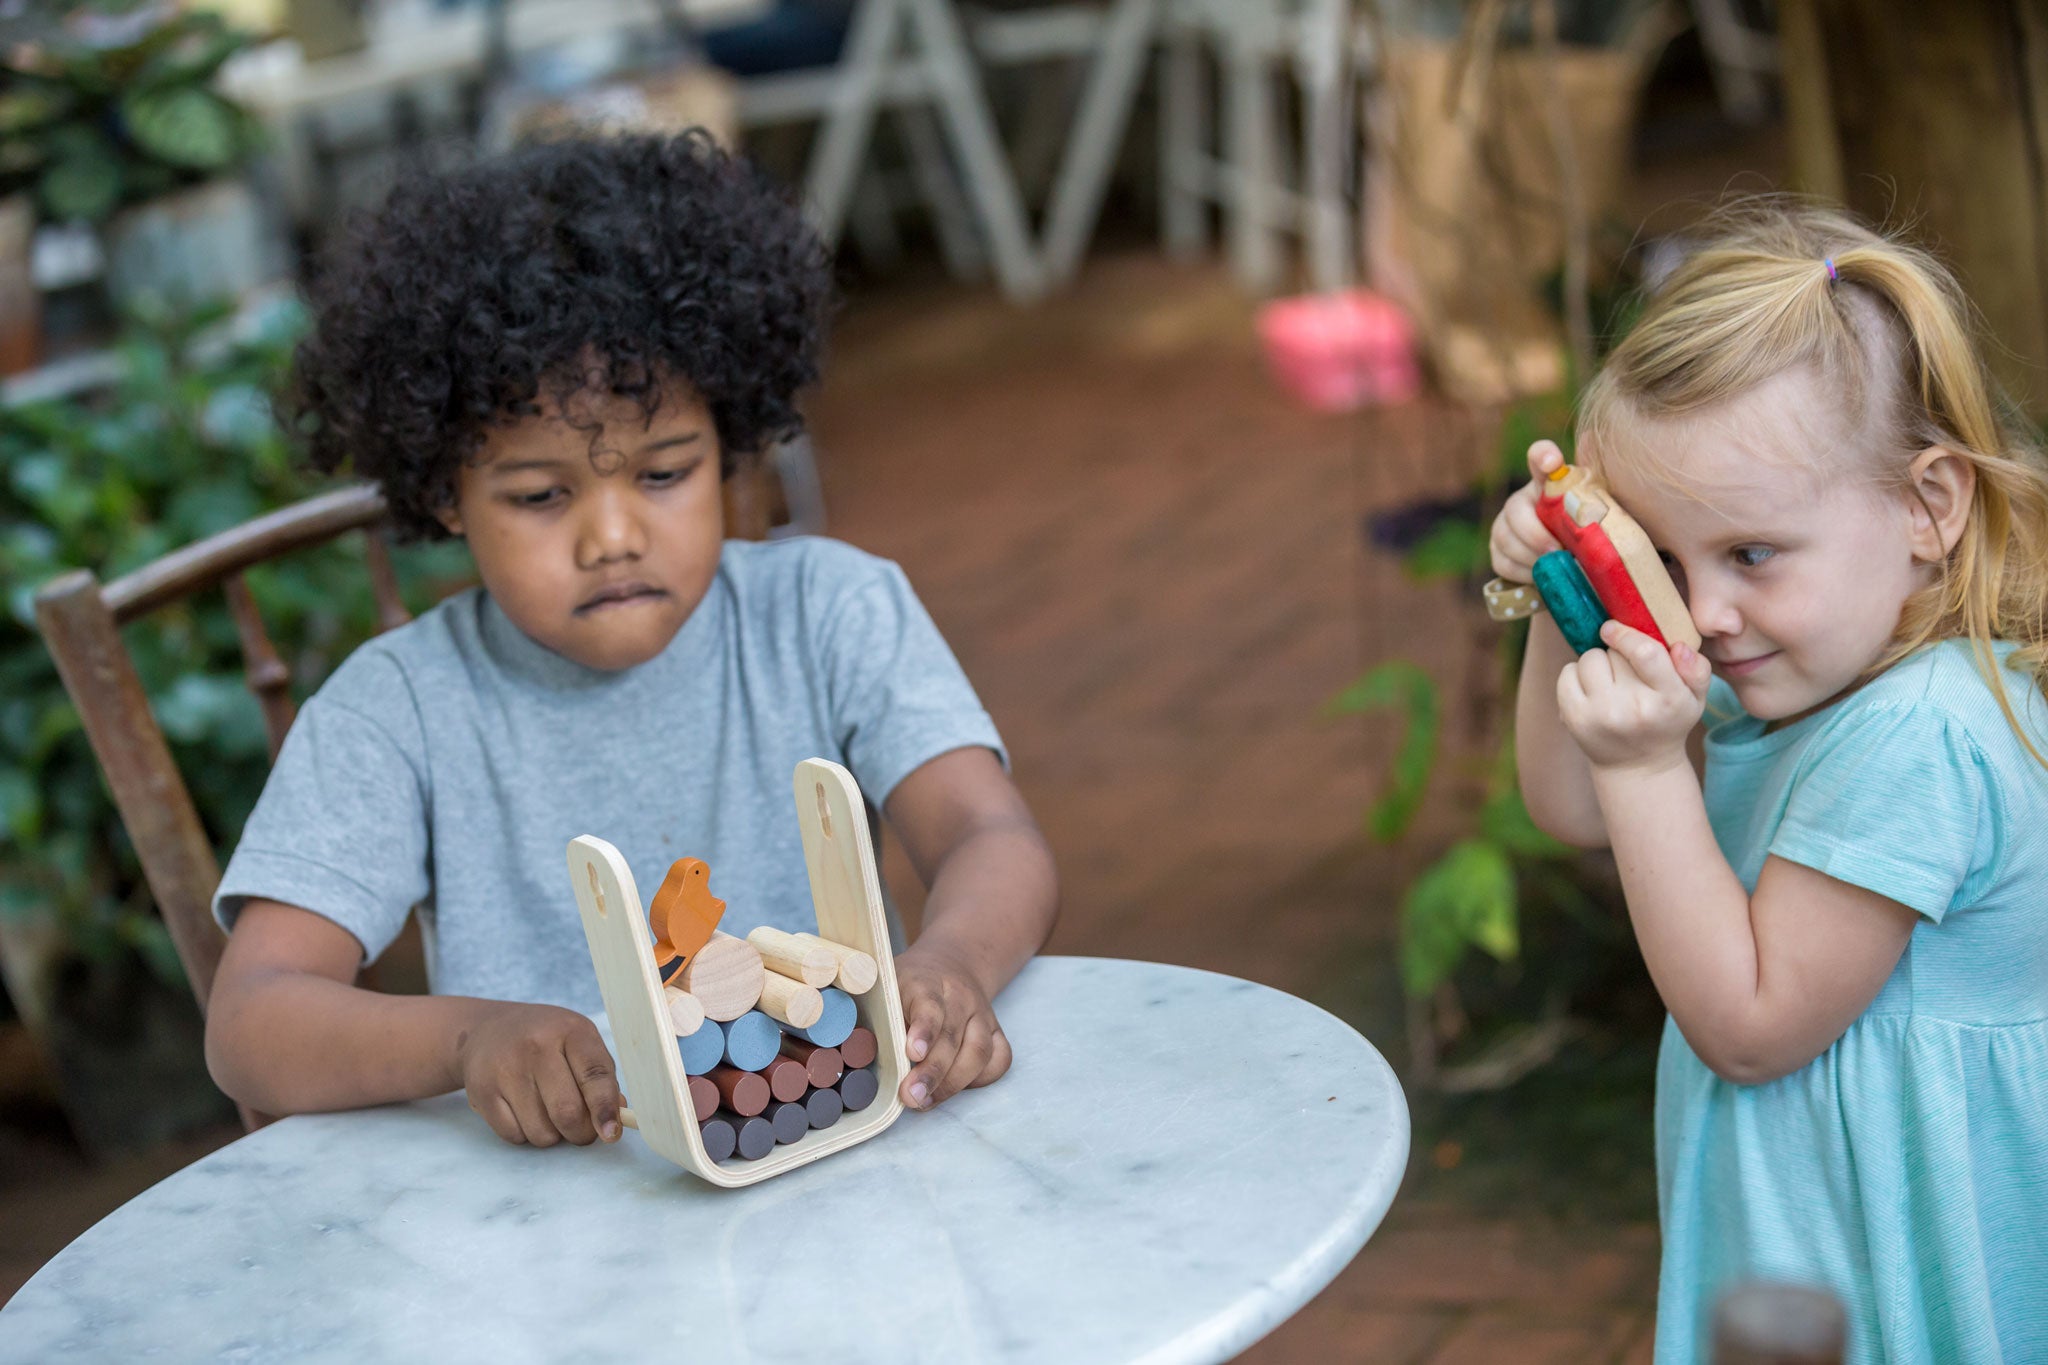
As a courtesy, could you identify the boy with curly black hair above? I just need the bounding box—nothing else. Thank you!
[204,133,1059,1148]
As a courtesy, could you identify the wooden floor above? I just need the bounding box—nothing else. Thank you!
[0,253,1660,1360]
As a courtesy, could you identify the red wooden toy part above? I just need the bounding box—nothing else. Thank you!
[1532,466,1700,650]
[648,857,726,972]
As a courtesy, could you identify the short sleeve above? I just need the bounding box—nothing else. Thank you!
[1770,703,1997,923]
[814,556,1006,807]
[212,650,431,961]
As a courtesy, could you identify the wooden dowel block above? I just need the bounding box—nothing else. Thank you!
[731,1112,776,1160]
[794,932,878,995]
[803,1085,843,1131]
[719,1011,781,1072]
[769,1100,809,1146]
[687,1075,719,1123]
[677,1020,726,1076]
[781,986,854,1048]
[679,932,764,1022]
[838,1066,879,1113]
[745,927,837,988]
[663,986,706,1038]
[698,1114,737,1163]
[839,1025,877,1071]
[756,969,824,1029]
[763,1055,810,1104]
[779,1036,844,1089]
[710,1065,771,1118]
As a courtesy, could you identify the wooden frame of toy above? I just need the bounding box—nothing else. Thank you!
[566,758,908,1187]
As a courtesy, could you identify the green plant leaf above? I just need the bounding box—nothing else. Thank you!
[1400,838,1519,997]
[38,143,123,221]
[1402,519,1489,583]
[120,86,241,169]
[1479,789,1572,860]
[1326,660,1440,842]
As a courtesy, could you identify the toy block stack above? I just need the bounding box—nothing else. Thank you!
[652,884,889,1164]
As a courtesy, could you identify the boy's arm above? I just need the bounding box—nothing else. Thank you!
[206,900,622,1144]
[881,746,1059,1110]
[1573,624,1916,1085]
[1516,614,1612,847]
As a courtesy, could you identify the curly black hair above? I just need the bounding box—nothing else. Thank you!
[290,131,835,541]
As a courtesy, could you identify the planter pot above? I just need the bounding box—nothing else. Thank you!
[102,178,289,313]
[0,194,41,376]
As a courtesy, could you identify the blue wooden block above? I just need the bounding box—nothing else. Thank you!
[721,1011,781,1071]
[784,986,855,1049]
[1533,549,1609,654]
[677,1021,725,1076]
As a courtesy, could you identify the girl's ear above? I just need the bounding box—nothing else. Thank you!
[1905,446,1974,563]
[433,503,463,538]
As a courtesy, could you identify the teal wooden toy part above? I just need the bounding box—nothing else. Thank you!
[720,1011,781,1071]
[1532,550,1610,654]
[677,1021,726,1075]
[787,986,856,1048]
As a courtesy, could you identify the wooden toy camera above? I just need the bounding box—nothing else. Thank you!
[1483,463,1701,654]
[566,758,908,1188]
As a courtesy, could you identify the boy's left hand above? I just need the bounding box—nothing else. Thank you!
[1558,619,1711,773]
[892,942,1012,1111]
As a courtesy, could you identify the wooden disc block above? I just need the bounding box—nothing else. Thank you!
[763,1055,810,1104]
[769,1100,809,1146]
[838,1067,879,1112]
[710,1066,770,1118]
[745,927,837,988]
[732,1113,776,1161]
[687,1075,719,1122]
[757,969,824,1029]
[719,1011,781,1072]
[663,986,706,1038]
[779,1035,843,1088]
[794,932,878,995]
[699,1115,736,1163]
[804,1085,843,1130]
[678,932,764,1022]
[839,1026,877,1071]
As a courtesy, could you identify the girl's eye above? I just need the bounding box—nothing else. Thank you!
[1733,545,1776,568]
[509,488,565,508]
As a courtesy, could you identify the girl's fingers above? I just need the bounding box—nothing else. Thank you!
[1527,439,1565,479]
[565,1030,623,1143]
[475,1092,527,1145]
[974,1025,1014,1089]
[901,992,961,1109]
[515,1074,568,1148]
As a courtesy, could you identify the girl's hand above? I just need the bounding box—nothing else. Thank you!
[1489,439,1568,583]
[456,1001,623,1146]
[892,942,1013,1111]
[1558,619,1712,773]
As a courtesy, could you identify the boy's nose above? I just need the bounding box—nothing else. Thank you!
[576,489,647,566]
[1685,580,1742,640]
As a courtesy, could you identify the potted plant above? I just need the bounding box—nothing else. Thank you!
[0,297,469,1153]
[0,1,284,311]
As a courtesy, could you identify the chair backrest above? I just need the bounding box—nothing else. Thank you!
[33,483,407,1016]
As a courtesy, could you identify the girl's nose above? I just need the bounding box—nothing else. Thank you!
[1685,576,1742,640]
[576,486,646,567]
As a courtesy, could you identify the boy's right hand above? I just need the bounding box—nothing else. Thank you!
[455,1002,623,1147]
[1489,439,1568,583]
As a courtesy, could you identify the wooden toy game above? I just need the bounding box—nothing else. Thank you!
[566,758,909,1188]
[1483,463,1701,654]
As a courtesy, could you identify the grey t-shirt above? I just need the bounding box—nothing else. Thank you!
[213,536,1005,1013]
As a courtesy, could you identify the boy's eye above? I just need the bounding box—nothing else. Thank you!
[1733,545,1776,568]
[508,487,565,508]
[643,460,702,487]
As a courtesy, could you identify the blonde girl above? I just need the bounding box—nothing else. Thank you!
[1492,199,2048,1363]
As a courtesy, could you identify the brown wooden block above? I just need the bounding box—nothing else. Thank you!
[709,1065,770,1118]
[687,1074,719,1123]
[763,1055,809,1104]
[839,1025,877,1071]
[778,1035,844,1088]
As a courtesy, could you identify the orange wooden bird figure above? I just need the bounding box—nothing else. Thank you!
[648,857,726,978]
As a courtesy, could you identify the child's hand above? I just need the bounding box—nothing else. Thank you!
[1558,620,1712,773]
[1489,439,1568,583]
[455,1001,623,1147]
[892,942,1013,1111]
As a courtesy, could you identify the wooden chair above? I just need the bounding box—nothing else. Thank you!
[30,467,795,1126]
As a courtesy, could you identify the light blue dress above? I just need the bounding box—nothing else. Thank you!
[1655,639,2048,1364]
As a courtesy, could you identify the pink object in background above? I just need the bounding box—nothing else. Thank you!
[1256,289,1422,412]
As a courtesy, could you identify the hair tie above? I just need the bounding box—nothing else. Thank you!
[1823,257,1839,284]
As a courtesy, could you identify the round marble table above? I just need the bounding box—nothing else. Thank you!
[0,957,1407,1363]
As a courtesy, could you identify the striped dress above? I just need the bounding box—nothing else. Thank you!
[1654,640,2048,1363]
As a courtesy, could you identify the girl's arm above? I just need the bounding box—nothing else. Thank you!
[1571,623,1917,1084]
[206,901,623,1144]
[1516,613,1612,847]
[882,746,1060,1110]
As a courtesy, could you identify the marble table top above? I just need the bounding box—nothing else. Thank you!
[0,957,1408,1364]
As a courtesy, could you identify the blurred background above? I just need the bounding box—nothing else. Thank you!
[4,0,2044,1358]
